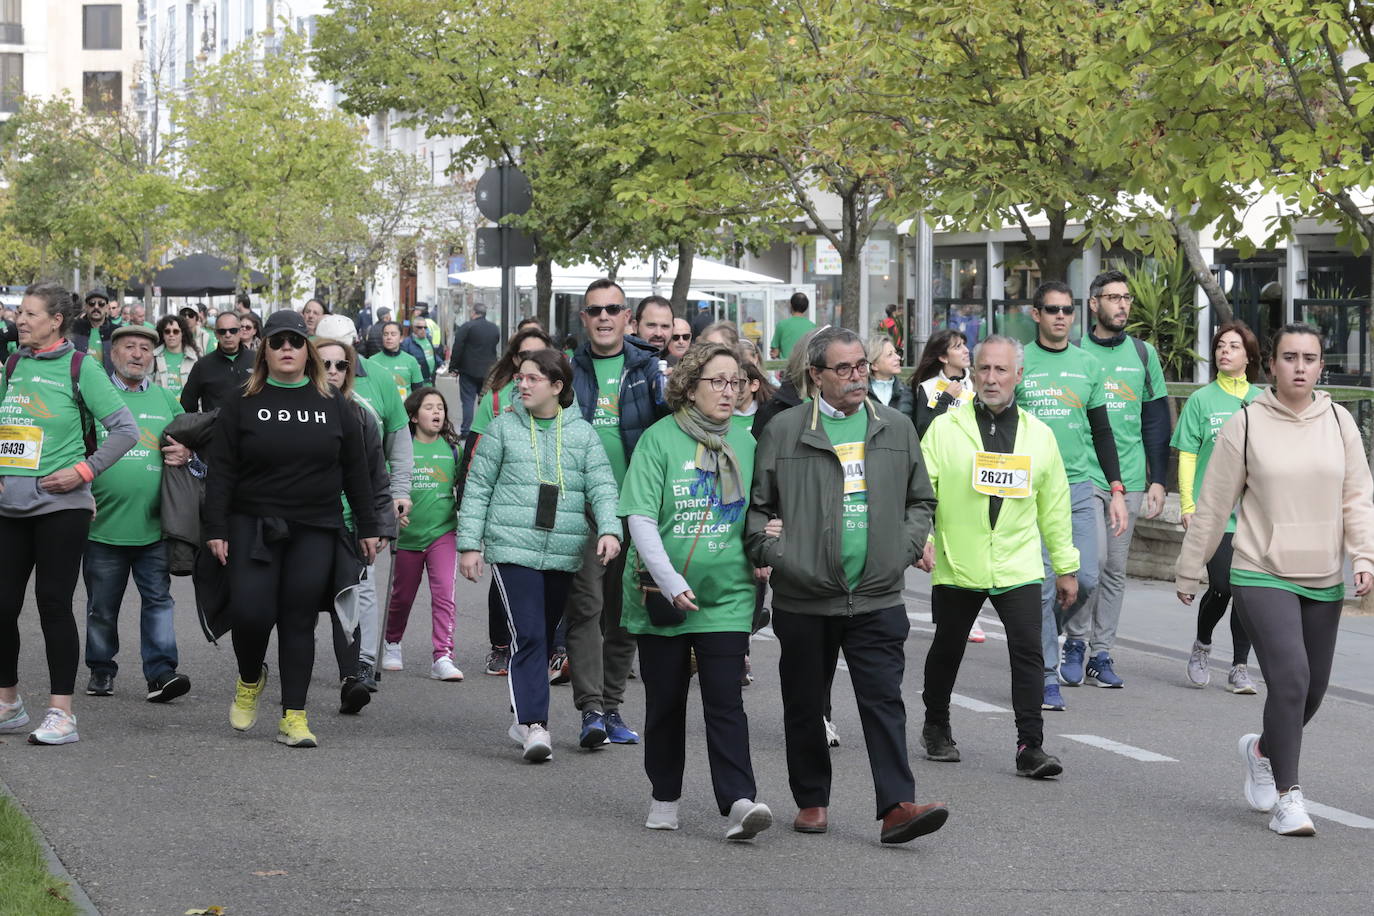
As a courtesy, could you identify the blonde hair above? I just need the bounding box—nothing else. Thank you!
[666,342,739,410]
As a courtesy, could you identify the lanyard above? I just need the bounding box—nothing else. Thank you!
[529,408,564,490]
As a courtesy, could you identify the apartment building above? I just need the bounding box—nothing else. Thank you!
[0,1,141,119]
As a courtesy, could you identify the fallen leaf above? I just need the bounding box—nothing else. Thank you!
[184,907,225,915]
[251,870,288,877]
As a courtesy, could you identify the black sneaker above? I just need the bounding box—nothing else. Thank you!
[921,723,960,762]
[357,660,379,693]
[87,671,115,697]
[146,671,190,703]
[339,677,371,715]
[1016,744,1063,779]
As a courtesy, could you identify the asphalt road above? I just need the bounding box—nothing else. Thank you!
[3,562,1374,916]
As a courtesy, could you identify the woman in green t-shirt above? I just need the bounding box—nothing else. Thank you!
[619,342,773,842]
[153,314,200,397]
[383,386,463,682]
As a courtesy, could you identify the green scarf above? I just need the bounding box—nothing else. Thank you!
[673,406,746,523]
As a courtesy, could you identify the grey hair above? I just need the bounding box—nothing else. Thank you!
[973,334,1025,370]
[806,326,863,371]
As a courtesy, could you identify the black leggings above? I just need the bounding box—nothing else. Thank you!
[227,515,335,711]
[0,509,90,696]
[1195,532,1253,666]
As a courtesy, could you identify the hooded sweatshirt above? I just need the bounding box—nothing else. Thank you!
[1176,388,1374,596]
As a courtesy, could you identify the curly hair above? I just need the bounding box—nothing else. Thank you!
[666,341,739,411]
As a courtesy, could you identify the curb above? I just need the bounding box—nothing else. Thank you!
[0,772,101,916]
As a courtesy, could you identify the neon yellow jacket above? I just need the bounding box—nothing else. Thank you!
[923,400,1079,589]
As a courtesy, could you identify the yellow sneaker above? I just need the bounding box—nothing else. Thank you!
[276,709,317,748]
[229,667,268,731]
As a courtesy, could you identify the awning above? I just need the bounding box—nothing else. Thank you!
[125,254,269,297]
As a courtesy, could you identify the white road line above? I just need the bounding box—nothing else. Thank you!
[1059,734,1178,762]
[1306,800,1374,830]
[950,693,1009,713]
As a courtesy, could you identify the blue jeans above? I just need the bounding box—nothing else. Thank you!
[1041,481,1103,685]
[83,541,179,682]
[458,373,482,438]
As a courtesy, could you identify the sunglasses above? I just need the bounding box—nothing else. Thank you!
[268,332,307,350]
[216,326,242,335]
[516,349,542,361]
[322,359,349,371]
[670,334,692,341]
[583,305,626,317]
[1036,305,1075,316]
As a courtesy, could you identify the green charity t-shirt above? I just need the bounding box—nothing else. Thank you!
[618,417,757,636]
[87,335,104,364]
[821,408,869,589]
[730,412,756,438]
[354,361,409,435]
[1015,341,1107,487]
[470,381,517,436]
[0,350,127,477]
[771,315,817,358]
[90,385,183,545]
[161,350,186,398]
[398,436,458,551]
[416,338,436,375]
[369,350,425,401]
[1171,377,1260,534]
[1080,334,1168,491]
[590,352,629,487]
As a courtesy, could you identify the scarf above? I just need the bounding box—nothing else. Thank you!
[673,406,746,523]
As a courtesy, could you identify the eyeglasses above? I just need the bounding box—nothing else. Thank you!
[702,376,743,392]
[163,327,181,334]
[820,360,870,379]
[514,373,548,385]
[1096,293,1134,305]
[322,359,349,372]
[583,305,626,317]
[1036,305,1075,316]
[268,332,307,350]
[240,326,256,335]
[670,334,692,341]
[216,326,242,335]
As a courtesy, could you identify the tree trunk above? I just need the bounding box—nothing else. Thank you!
[1034,210,1075,284]
[670,239,695,317]
[1174,215,1232,323]
[839,191,862,331]
[535,256,553,329]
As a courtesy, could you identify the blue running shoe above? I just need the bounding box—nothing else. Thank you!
[604,708,640,744]
[1059,638,1086,686]
[1041,683,1066,711]
[1086,652,1124,688]
[579,709,608,748]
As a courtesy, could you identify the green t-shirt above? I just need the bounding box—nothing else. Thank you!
[161,350,186,398]
[471,381,517,436]
[730,412,756,438]
[1171,377,1260,534]
[415,338,437,376]
[771,315,817,358]
[590,353,629,487]
[369,350,425,401]
[1015,341,1108,487]
[1080,335,1168,492]
[618,417,757,636]
[821,408,869,589]
[90,385,183,546]
[87,335,105,364]
[0,350,127,477]
[355,361,409,435]
[399,436,459,551]
[1230,568,1345,603]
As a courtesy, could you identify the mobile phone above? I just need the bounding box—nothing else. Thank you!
[534,483,559,530]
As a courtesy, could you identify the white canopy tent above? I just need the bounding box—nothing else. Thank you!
[448,257,784,292]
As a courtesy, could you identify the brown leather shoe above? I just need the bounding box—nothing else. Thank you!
[793,806,828,833]
[879,801,949,844]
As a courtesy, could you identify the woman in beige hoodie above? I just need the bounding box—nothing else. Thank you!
[1176,323,1374,836]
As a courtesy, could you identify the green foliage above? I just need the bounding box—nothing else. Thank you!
[1120,250,1200,382]
[0,796,79,915]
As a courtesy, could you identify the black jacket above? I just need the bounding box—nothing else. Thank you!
[571,336,667,458]
[448,316,500,380]
[180,347,252,413]
[70,317,115,371]
[868,376,914,416]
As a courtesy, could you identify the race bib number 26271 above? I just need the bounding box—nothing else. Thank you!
[971,451,1031,498]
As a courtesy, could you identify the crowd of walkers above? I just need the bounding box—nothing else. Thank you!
[1,273,1370,844]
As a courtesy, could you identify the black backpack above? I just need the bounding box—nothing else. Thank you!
[4,349,97,456]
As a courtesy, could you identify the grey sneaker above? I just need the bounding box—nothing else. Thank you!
[0,696,29,732]
[1239,733,1278,812]
[1187,640,1211,687]
[27,707,79,745]
[1269,787,1316,836]
[1227,664,1258,695]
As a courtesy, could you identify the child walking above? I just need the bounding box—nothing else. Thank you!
[383,386,464,681]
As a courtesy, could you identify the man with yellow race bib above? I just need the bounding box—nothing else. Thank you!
[918,335,1079,779]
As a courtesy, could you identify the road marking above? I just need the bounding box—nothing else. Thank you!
[907,613,1008,642]
[1059,734,1178,762]
[1306,800,1374,830]
[951,693,1008,713]
[751,627,775,642]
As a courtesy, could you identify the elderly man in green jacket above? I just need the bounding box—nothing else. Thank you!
[746,326,946,846]
[917,335,1079,780]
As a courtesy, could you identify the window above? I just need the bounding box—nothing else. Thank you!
[0,0,21,45]
[83,4,122,50]
[243,0,252,37]
[0,52,19,112]
[83,71,122,113]
[220,0,229,51]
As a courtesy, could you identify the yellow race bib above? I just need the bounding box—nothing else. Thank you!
[971,451,1031,498]
[834,441,867,494]
[0,423,43,470]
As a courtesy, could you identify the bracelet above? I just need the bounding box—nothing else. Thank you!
[1110,483,1126,495]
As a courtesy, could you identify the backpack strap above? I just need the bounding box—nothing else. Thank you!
[1131,336,1154,401]
[3,351,16,382]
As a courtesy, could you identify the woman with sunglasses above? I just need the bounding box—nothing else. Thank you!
[621,342,773,840]
[153,314,200,398]
[204,310,382,748]
[239,312,262,351]
[458,349,620,762]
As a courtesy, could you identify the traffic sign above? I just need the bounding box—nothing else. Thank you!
[475,165,532,222]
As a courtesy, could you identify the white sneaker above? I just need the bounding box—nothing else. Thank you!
[381,641,403,671]
[430,656,464,681]
[1239,733,1278,812]
[508,722,529,745]
[0,696,29,732]
[27,707,79,745]
[1187,640,1211,687]
[824,716,840,748]
[646,798,680,830]
[725,798,773,841]
[1269,787,1316,836]
[967,621,986,643]
[522,724,552,762]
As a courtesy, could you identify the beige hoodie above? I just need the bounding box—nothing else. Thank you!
[1176,388,1374,595]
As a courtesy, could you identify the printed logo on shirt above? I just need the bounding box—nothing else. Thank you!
[254,408,330,424]
[1102,377,1139,402]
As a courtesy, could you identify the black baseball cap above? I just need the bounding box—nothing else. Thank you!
[262,310,309,338]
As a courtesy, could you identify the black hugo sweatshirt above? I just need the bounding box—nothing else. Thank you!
[203,380,380,540]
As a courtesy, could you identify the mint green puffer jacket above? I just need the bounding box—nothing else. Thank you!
[456,400,620,571]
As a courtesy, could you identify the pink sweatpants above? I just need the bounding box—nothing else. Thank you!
[384,531,458,661]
